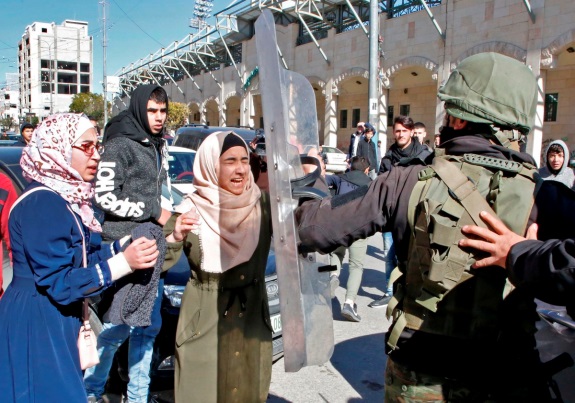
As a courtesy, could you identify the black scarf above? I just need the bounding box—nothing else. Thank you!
[386,138,427,163]
[439,129,536,165]
[103,84,167,150]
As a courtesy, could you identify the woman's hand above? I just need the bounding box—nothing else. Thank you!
[123,237,159,270]
[167,208,201,243]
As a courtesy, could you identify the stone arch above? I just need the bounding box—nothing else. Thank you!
[223,91,240,107]
[201,96,221,126]
[381,56,439,88]
[224,92,242,127]
[453,42,527,70]
[306,75,327,99]
[200,95,220,113]
[333,67,369,95]
[306,76,327,139]
[541,28,575,67]
[188,100,201,124]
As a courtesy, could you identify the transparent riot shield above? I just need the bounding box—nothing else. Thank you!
[255,9,334,372]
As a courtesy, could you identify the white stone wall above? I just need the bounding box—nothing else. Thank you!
[119,0,575,163]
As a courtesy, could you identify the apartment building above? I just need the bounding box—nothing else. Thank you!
[18,20,92,120]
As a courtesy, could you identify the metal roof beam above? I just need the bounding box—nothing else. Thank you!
[158,64,184,95]
[297,13,329,64]
[419,0,445,40]
[522,0,536,23]
[344,0,368,36]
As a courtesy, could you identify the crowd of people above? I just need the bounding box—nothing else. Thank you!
[0,50,574,403]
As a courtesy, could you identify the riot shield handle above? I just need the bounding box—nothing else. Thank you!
[290,155,322,188]
[292,187,327,202]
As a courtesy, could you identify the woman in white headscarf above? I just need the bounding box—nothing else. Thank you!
[0,113,159,402]
[164,130,273,402]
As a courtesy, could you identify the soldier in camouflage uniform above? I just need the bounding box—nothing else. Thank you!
[296,53,559,401]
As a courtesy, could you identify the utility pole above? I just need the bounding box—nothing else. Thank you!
[368,0,379,145]
[101,0,108,128]
[39,39,54,115]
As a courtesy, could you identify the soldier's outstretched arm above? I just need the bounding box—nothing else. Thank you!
[295,164,422,254]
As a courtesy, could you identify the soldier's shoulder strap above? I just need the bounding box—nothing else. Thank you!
[430,156,496,229]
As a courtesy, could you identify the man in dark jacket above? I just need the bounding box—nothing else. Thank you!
[347,122,364,161]
[356,123,378,179]
[85,84,171,403]
[296,53,557,401]
[370,115,432,309]
[379,115,432,174]
[325,156,372,322]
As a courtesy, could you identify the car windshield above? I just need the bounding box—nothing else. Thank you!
[168,151,196,183]
[322,146,342,154]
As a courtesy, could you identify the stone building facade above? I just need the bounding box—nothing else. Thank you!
[116,0,575,165]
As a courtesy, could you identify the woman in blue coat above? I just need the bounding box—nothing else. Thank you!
[0,113,159,402]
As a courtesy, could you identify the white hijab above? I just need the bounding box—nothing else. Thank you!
[176,131,261,273]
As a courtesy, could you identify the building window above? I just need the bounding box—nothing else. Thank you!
[80,63,90,73]
[80,85,90,93]
[352,108,361,128]
[544,93,558,122]
[80,75,90,84]
[58,84,77,94]
[387,105,394,127]
[41,28,48,33]
[41,59,54,69]
[57,61,77,71]
[58,73,77,84]
[340,110,348,129]
[400,104,410,116]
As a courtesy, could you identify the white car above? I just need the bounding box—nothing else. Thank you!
[167,146,196,195]
[321,146,348,173]
[161,146,197,211]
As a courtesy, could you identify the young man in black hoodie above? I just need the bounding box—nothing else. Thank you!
[86,84,171,403]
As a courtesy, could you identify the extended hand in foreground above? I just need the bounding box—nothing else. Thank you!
[459,211,538,269]
[167,208,201,243]
[123,237,159,269]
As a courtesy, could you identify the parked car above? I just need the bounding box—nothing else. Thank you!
[321,146,348,173]
[0,146,283,387]
[166,145,196,195]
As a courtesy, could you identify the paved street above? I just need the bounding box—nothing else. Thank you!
[268,234,392,402]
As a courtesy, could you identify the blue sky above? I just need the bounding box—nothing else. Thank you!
[0,0,232,92]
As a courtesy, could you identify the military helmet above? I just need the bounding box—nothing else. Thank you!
[438,52,537,135]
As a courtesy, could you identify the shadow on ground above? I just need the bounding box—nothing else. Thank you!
[330,333,388,402]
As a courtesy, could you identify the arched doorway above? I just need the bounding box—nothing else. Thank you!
[226,96,241,127]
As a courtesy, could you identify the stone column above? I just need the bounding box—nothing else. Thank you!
[525,0,545,166]
[324,79,337,147]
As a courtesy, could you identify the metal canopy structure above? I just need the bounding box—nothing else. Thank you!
[113,0,442,101]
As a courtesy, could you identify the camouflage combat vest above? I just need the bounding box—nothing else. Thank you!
[386,152,538,349]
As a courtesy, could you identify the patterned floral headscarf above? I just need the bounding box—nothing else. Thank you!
[20,113,102,232]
